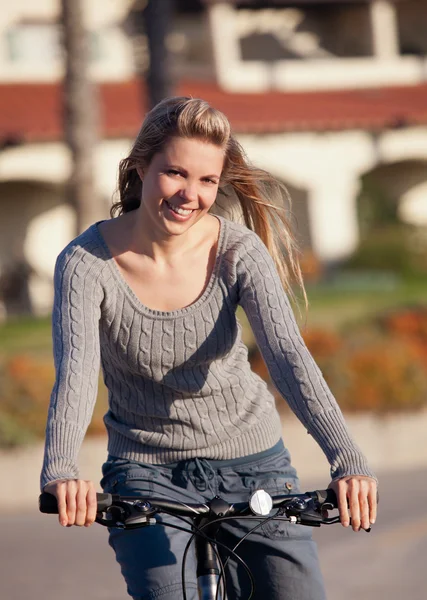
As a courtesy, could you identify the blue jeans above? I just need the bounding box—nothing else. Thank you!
[100,442,326,600]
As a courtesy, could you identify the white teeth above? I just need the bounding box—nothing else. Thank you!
[166,201,193,216]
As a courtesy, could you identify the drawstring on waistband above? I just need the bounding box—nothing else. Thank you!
[185,458,216,494]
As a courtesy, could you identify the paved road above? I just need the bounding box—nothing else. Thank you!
[313,467,427,600]
[1,468,425,600]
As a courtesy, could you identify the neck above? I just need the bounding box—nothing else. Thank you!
[125,206,205,265]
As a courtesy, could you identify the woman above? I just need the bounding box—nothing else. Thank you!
[41,97,377,600]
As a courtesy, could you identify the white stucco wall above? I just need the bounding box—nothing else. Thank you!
[239,127,427,260]
[399,182,427,225]
[0,139,130,317]
[208,2,427,92]
[0,143,69,183]
[0,126,426,315]
[25,204,76,315]
[239,131,375,260]
[0,0,134,82]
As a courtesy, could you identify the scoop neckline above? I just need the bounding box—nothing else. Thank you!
[92,214,227,319]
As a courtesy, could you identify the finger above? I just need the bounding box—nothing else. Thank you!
[368,484,378,524]
[75,482,88,527]
[358,482,370,530]
[336,482,350,528]
[55,483,68,527]
[348,483,361,531]
[85,483,97,527]
[65,481,77,526]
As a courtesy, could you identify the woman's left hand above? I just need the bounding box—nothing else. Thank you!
[328,475,378,532]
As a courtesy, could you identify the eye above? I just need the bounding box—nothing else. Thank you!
[167,169,184,177]
[204,178,218,185]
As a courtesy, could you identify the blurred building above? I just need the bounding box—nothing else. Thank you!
[0,0,426,316]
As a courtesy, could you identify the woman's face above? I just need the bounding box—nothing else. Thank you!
[138,136,224,237]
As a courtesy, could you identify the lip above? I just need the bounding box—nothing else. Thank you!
[163,200,195,222]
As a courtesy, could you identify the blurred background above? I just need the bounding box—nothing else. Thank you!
[0,1,426,599]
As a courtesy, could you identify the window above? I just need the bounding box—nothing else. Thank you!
[6,24,61,63]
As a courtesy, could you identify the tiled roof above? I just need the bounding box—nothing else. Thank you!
[0,79,426,144]
[201,1,379,4]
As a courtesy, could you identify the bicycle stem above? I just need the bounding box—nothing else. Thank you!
[195,517,223,600]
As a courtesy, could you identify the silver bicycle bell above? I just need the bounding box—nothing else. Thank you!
[249,489,273,516]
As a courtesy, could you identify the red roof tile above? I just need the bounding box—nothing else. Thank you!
[0,79,426,143]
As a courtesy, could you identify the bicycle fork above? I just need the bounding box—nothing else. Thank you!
[195,518,224,600]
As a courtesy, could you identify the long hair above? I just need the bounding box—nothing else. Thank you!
[111,96,306,305]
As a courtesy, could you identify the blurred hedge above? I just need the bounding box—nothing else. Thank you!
[0,355,108,449]
[1,306,427,448]
[251,306,427,417]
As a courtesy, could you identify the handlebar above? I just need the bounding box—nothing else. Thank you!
[39,488,338,515]
[39,487,342,529]
[39,492,114,515]
[38,487,371,600]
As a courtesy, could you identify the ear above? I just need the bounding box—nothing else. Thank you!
[136,167,144,181]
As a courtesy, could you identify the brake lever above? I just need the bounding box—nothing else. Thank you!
[283,497,324,527]
[297,514,323,527]
[321,501,336,512]
[98,499,158,529]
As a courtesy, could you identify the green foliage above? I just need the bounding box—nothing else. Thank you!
[0,315,52,354]
[0,413,37,448]
[352,168,427,278]
[344,225,427,278]
[357,177,399,235]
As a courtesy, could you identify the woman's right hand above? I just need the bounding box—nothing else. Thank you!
[43,479,97,527]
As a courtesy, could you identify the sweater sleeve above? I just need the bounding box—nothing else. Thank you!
[40,243,103,490]
[236,231,377,482]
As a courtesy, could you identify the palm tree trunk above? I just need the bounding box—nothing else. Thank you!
[144,0,173,108]
[61,0,103,234]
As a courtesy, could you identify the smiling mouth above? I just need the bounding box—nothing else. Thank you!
[165,200,195,216]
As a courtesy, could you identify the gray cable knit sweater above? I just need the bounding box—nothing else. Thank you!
[40,215,375,490]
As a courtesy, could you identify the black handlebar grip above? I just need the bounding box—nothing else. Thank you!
[39,492,114,514]
[314,488,338,507]
[39,492,59,514]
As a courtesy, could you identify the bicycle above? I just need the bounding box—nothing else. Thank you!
[39,486,367,600]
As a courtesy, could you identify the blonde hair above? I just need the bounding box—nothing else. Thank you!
[112,96,306,306]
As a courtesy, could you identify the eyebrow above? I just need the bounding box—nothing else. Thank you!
[165,163,221,180]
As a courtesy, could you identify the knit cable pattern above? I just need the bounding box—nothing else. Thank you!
[40,216,376,490]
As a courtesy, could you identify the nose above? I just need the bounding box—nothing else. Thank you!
[179,181,198,203]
